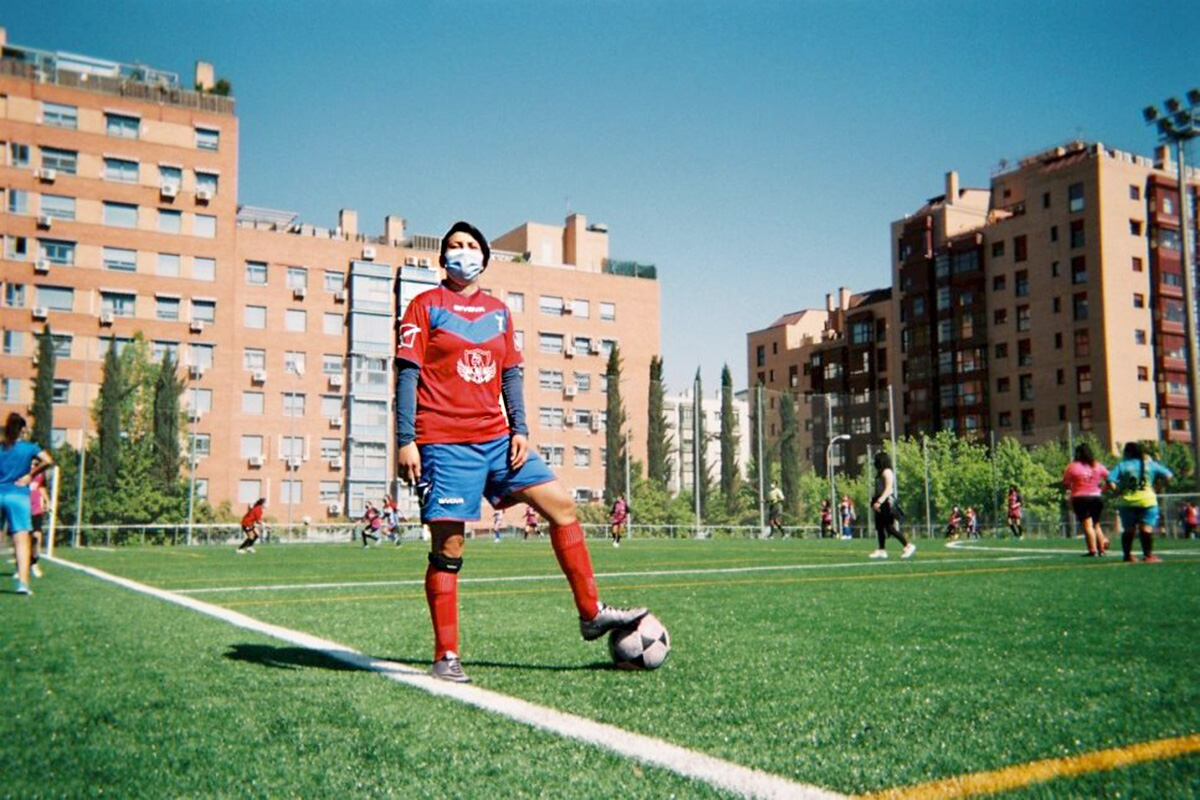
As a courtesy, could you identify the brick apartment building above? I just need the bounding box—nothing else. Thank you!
[0,29,661,522]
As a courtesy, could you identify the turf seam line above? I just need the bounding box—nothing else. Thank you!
[47,555,846,800]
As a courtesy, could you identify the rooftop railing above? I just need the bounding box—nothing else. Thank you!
[602,258,657,280]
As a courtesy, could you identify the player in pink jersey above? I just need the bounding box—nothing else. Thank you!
[1062,443,1110,556]
[395,221,648,683]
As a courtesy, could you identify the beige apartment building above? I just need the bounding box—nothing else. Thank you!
[0,30,661,523]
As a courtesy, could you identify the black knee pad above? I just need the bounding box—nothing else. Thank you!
[428,552,463,573]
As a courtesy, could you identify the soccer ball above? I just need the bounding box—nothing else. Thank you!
[608,613,670,670]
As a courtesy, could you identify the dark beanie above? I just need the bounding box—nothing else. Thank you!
[440,220,490,268]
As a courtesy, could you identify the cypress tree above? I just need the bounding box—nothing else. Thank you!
[95,339,124,490]
[31,325,56,452]
[779,390,800,517]
[646,355,672,487]
[719,364,739,513]
[152,351,183,490]
[604,345,627,504]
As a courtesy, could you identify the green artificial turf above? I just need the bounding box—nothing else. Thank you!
[5,537,1198,798]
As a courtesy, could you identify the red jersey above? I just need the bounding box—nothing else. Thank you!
[241,505,264,528]
[396,284,520,444]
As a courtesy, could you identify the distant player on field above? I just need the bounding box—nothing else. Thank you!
[395,221,648,683]
[0,414,53,595]
[523,505,540,539]
[491,507,504,543]
[1106,442,1171,564]
[1006,486,1024,539]
[868,452,914,559]
[236,498,265,553]
[609,493,629,548]
[27,455,48,578]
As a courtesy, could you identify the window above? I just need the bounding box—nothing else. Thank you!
[994,342,1008,359]
[1050,226,1058,243]
[1133,293,1145,309]
[2,331,22,355]
[1071,256,1087,284]
[285,309,307,332]
[104,158,139,183]
[1074,329,1090,358]
[994,308,1008,326]
[573,372,590,392]
[191,299,216,324]
[158,209,182,234]
[240,435,264,458]
[1052,297,1062,314]
[323,312,343,335]
[1018,339,1032,367]
[103,202,138,228]
[283,392,306,417]
[1014,236,1027,262]
[537,445,565,467]
[37,285,74,311]
[7,189,28,214]
[998,411,1012,428]
[1,378,20,403]
[538,332,564,353]
[1019,374,1033,401]
[1137,366,1149,382]
[992,275,1006,291]
[192,434,212,459]
[1016,305,1030,332]
[238,480,262,505]
[281,436,305,460]
[42,102,78,129]
[194,214,216,238]
[991,241,1005,258]
[539,295,564,315]
[40,194,75,220]
[1068,182,1084,213]
[1077,366,1092,394]
[850,321,873,345]
[152,340,179,362]
[1162,196,1175,215]
[38,239,75,265]
[319,481,340,503]
[322,354,343,375]
[599,302,616,321]
[1130,184,1141,200]
[286,267,308,290]
[188,343,214,371]
[1014,270,1029,297]
[196,171,218,195]
[996,377,1011,394]
[1021,409,1035,435]
[151,252,179,277]
[245,262,268,285]
[4,236,29,261]
[321,395,342,418]
[156,296,180,320]
[538,407,565,429]
[1057,368,1065,386]
[101,246,136,272]
[1135,329,1147,345]
[1070,220,1085,248]
[280,481,302,505]
[573,447,591,468]
[539,369,564,390]
[323,271,345,292]
[1139,403,1151,418]
[159,165,182,189]
[936,286,951,311]
[1073,293,1088,321]
[320,439,342,460]
[1130,219,1143,236]
[106,112,140,138]
[52,379,70,405]
[10,143,31,168]
[195,128,220,151]
[1055,332,1064,349]
[243,348,266,370]
[570,299,589,318]
[284,351,306,374]
[186,387,212,416]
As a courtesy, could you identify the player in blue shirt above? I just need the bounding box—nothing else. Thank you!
[0,413,54,595]
[1106,442,1172,563]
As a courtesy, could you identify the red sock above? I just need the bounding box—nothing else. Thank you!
[550,521,600,619]
[425,565,459,660]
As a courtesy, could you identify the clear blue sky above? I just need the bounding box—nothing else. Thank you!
[9,1,1197,392]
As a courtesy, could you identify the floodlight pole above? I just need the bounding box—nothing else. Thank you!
[1145,91,1200,486]
[185,390,198,546]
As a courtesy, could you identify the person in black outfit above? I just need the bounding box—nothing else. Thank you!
[868,452,916,560]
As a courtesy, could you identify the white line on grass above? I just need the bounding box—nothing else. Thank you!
[173,554,1051,595]
[48,554,846,800]
[947,541,1195,556]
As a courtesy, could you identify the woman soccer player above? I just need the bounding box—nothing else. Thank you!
[609,493,629,548]
[868,452,915,560]
[236,498,265,553]
[819,499,833,538]
[1063,443,1110,557]
[1106,442,1172,563]
[0,413,53,594]
[27,455,48,578]
[523,505,540,540]
[1006,486,1024,538]
[395,221,647,683]
[839,495,856,539]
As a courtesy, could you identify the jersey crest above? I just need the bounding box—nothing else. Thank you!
[456,348,497,384]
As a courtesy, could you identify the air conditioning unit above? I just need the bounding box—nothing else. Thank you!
[195,189,213,202]
[36,215,52,229]
[418,257,431,267]
[189,320,205,333]
[292,286,307,300]
[35,167,57,182]
[328,374,344,388]
[287,457,302,470]
[159,183,178,198]
[564,385,578,398]
[330,456,344,470]
[564,415,575,427]
[327,502,342,514]
[32,306,48,320]
[248,454,265,467]
[99,311,115,326]
[188,410,202,423]
[404,257,417,267]
[333,289,346,303]
[188,364,204,379]
[34,259,51,274]
[362,246,377,260]
[562,345,575,359]
[251,369,267,383]
[589,341,602,354]
[590,417,602,432]
[330,416,343,428]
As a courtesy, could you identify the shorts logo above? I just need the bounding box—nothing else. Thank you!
[437,497,465,505]
[456,348,496,384]
[398,323,421,350]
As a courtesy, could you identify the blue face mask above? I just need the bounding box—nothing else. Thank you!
[443,248,485,283]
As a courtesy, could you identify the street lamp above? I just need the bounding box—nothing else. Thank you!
[827,433,850,525]
[285,358,305,537]
[1143,90,1200,482]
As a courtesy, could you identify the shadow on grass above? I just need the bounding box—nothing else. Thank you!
[226,643,615,674]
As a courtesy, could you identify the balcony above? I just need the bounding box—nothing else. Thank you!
[602,259,657,280]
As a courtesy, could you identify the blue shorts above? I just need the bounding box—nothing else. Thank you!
[0,487,33,535]
[1119,505,1160,531]
[417,437,556,523]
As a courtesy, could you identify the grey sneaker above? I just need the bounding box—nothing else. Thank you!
[430,652,471,683]
[579,603,648,641]
[31,563,43,578]
[14,579,32,595]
